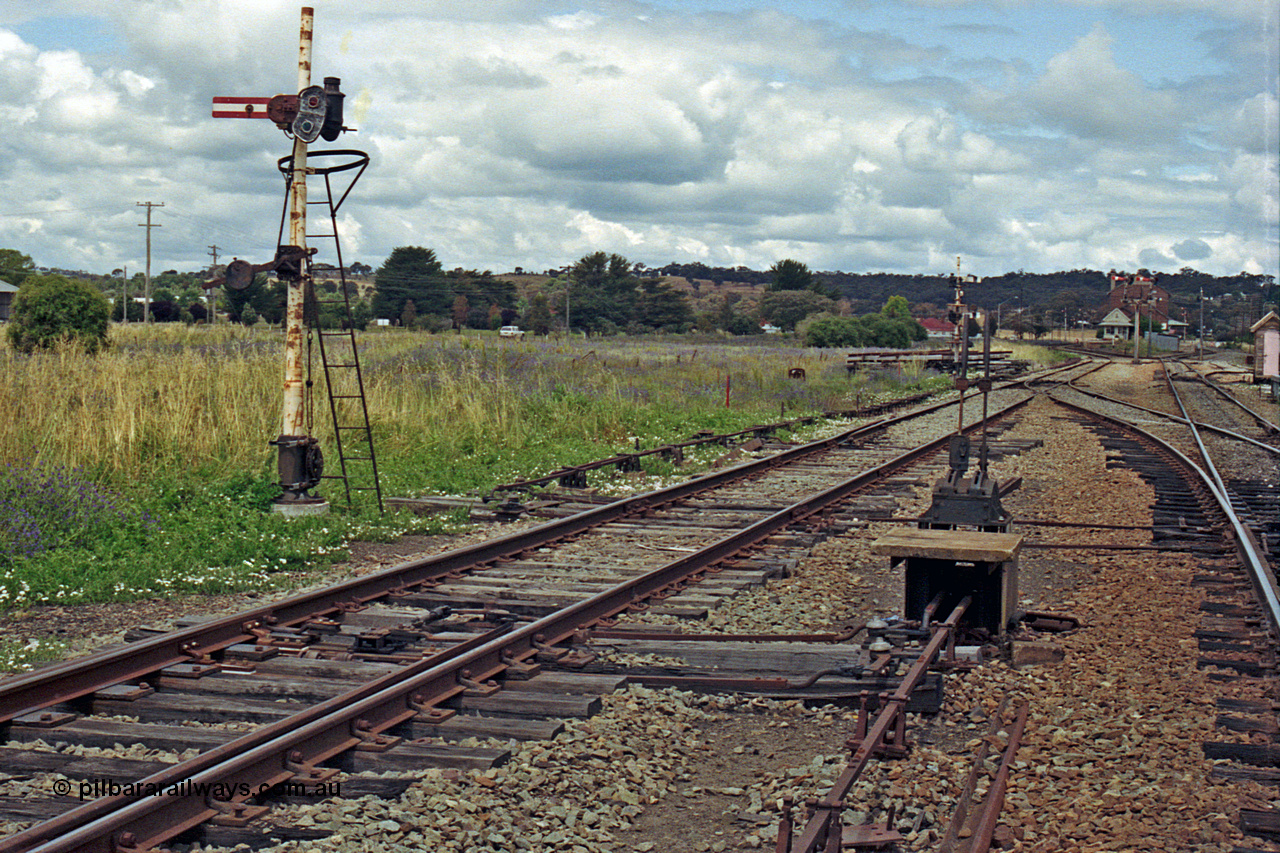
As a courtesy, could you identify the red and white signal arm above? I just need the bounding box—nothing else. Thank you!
[212,87,331,143]
[212,96,272,119]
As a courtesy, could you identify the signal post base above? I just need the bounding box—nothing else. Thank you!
[272,497,329,518]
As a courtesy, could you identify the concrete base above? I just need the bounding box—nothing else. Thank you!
[271,499,330,519]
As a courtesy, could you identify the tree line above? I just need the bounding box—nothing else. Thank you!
[4,239,1274,353]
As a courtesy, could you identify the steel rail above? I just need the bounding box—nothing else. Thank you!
[965,700,1030,852]
[0,627,510,853]
[1159,364,1280,631]
[487,392,937,496]
[3,394,1038,853]
[487,415,824,494]
[1174,360,1278,434]
[486,381,1037,497]
[787,597,973,853]
[937,695,1012,853]
[1063,370,1280,457]
[0,372,1054,725]
[0,405,900,724]
[1048,390,1280,633]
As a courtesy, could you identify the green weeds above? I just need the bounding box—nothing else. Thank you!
[0,329,962,610]
[0,638,67,673]
[0,467,465,610]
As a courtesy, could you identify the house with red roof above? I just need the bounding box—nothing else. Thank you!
[918,317,954,339]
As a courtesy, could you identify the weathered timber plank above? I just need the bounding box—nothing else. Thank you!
[0,795,81,822]
[156,673,350,703]
[9,719,236,752]
[1240,808,1280,838]
[398,715,564,743]
[457,692,601,719]
[1217,714,1280,734]
[94,692,308,725]
[1210,764,1280,785]
[0,747,168,779]
[328,743,508,773]
[1203,742,1280,765]
[252,656,400,680]
[871,527,1024,562]
[196,825,334,850]
[582,638,868,676]
[501,672,626,695]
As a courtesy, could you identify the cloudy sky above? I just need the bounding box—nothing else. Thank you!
[0,0,1276,281]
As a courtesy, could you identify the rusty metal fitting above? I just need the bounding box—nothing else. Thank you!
[459,669,501,696]
[775,796,795,853]
[351,718,401,752]
[409,693,455,723]
[206,796,269,826]
[113,832,141,853]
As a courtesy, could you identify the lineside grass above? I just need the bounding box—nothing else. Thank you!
[0,325,976,610]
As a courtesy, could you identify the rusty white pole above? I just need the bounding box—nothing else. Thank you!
[281,6,313,440]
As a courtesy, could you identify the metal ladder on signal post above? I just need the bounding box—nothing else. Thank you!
[282,149,384,513]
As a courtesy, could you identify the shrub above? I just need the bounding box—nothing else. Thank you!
[803,316,863,347]
[6,274,110,353]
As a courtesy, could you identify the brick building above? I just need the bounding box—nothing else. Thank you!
[1097,270,1187,339]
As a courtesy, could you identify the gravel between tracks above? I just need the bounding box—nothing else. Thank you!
[606,394,1273,853]
[180,391,1273,853]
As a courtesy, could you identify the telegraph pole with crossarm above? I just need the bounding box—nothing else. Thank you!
[137,201,163,322]
[209,6,351,516]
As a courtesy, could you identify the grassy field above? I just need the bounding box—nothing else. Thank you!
[1,324,995,628]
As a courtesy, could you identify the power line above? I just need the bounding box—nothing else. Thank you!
[161,209,269,250]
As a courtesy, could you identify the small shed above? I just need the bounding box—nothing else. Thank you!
[0,280,18,322]
[1252,311,1279,382]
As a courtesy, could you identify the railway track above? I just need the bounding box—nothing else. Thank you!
[758,354,1280,852]
[5,352,1278,853]
[1056,357,1279,559]
[0,363,1090,853]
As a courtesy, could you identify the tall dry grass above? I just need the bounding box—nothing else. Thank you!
[0,325,281,479]
[0,324,945,491]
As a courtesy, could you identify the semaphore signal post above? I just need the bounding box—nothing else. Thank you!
[209,6,354,516]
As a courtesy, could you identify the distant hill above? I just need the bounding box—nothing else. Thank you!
[655,263,1275,318]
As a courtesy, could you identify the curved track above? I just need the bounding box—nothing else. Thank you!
[775,360,1280,853]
